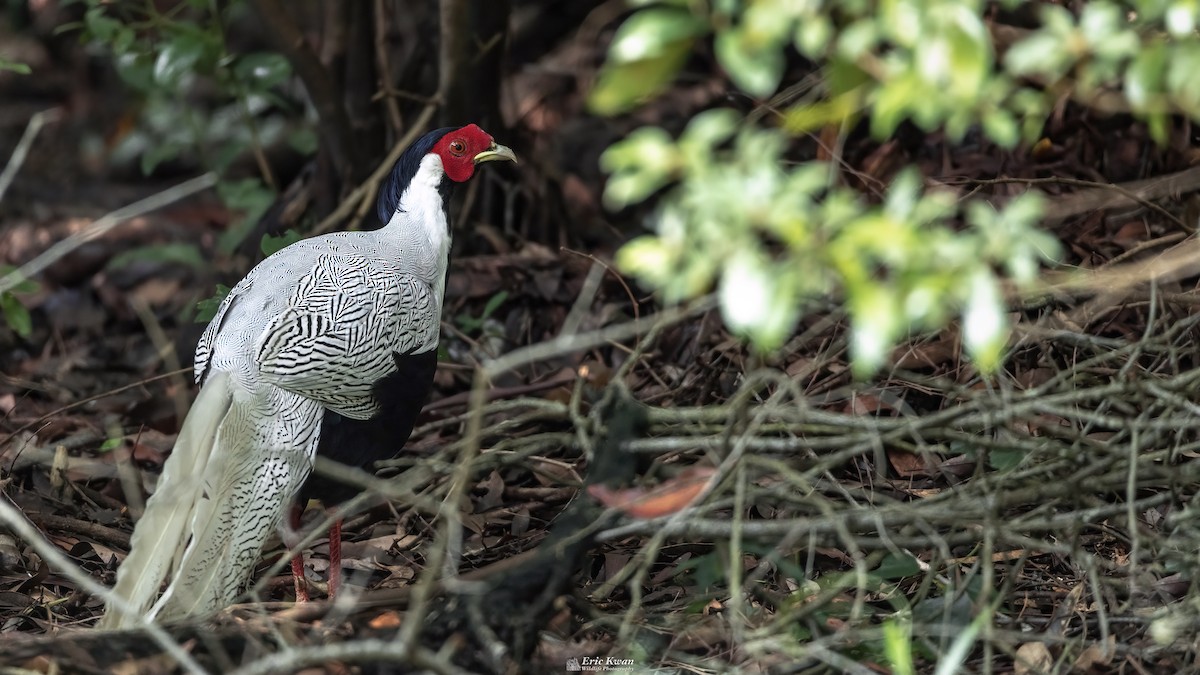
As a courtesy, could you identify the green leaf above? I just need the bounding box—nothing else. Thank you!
[1003,33,1066,79]
[715,28,784,97]
[153,29,217,87]
[962,270,1006,372]
[98,437,123,452]
[874,552,921,580]
[871,73,920,138]
[480,290,509,320]
[588,7,707,115]
[261,230,301,257]
[784,90,865,134]
[113,52,155,92]
[455,312,482,333]
[589,43,693,116]
[1147,112,1169,146]
[455,291,510,334]
[1126,41,1167,110]
[216,178,275,253]
[1167,42,1200,114]
[1166,2,1199,36]
[988,447,1027,471]
[607,8,707,64]
[718,251,798,350]
[1079,1,1122,46]
[83,7,122,43]
[234,52,292,90]
[941,7,991,98]
[981,109,1018,148]
[288,128,319,156]
[616,236,675,287]
[880,0,922,48]
[837,19,879,60]
[883,616,916,675]
[140,141,184,176]
[794,14,832,58]
[600,127,680,208]
[108,243,207,271]
[0,266,38,294]
[0,59,31,75]
[680,109,740,152]
[848,282,902,376]
[195,284,231,323]
[1,292,32,338]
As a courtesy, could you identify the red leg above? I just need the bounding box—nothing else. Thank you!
[328,518,342,598]
[289,505,310,602]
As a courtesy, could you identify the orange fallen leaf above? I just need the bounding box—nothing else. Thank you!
[587,467,717,518]
[368,610,402,629]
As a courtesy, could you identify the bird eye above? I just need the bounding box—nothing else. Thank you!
[449,140,466,156]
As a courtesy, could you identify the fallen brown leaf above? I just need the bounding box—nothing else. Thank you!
[1072,636,1115,671]
[1015,641,1053,675]
[586,467,716,519]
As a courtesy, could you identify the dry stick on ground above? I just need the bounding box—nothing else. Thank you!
[953,174,1196,231]
[0,173,218,296]
[6,312,1193,668]
[259,302,719,660]
[31,514,131,549]
[0,498,205,674]
[243,306,1198,668]
[231,641,471,675]
[0,107,63,202]
[13,263,1192,668]
[0,368,192,446]
[585,312,1195,653]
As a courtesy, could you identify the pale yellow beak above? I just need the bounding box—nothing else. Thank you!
[473,143,517,165]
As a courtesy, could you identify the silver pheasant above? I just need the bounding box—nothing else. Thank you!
[98,125,516,627]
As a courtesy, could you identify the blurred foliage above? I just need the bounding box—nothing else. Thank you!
[194,283,231,323]
[63,0,305,265]
[106,242,208,271]
[593,0,1200,373]
[0,58,31,74]
[67,0,298,175]
[189,229,300,325]
[455,290,510,336]
[259,229,301,257]
[0,266,38,338]
[603,113,1055,373]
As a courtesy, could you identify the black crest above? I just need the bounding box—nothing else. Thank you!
[376,127,457,226]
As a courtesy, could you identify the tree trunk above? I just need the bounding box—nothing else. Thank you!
[438,0,511,132]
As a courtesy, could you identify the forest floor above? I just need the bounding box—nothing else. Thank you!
[4,8,1200,675]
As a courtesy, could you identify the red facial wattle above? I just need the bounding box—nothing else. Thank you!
[432,124,496,183]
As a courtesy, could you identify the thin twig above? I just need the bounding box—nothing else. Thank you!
[1,369,193,447]
[0,108,63,203]
[0,174,217,296]
[230,639,467,675]
[0,497,206,675]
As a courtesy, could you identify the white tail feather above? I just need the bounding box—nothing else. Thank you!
[99,375,323,628]
[150,392,320,620]
[97,372,233,629]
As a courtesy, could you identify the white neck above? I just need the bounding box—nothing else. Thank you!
[380,153,452,300]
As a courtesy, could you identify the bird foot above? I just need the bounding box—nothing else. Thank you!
[328,519,342,598]
[291,554,310,603]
